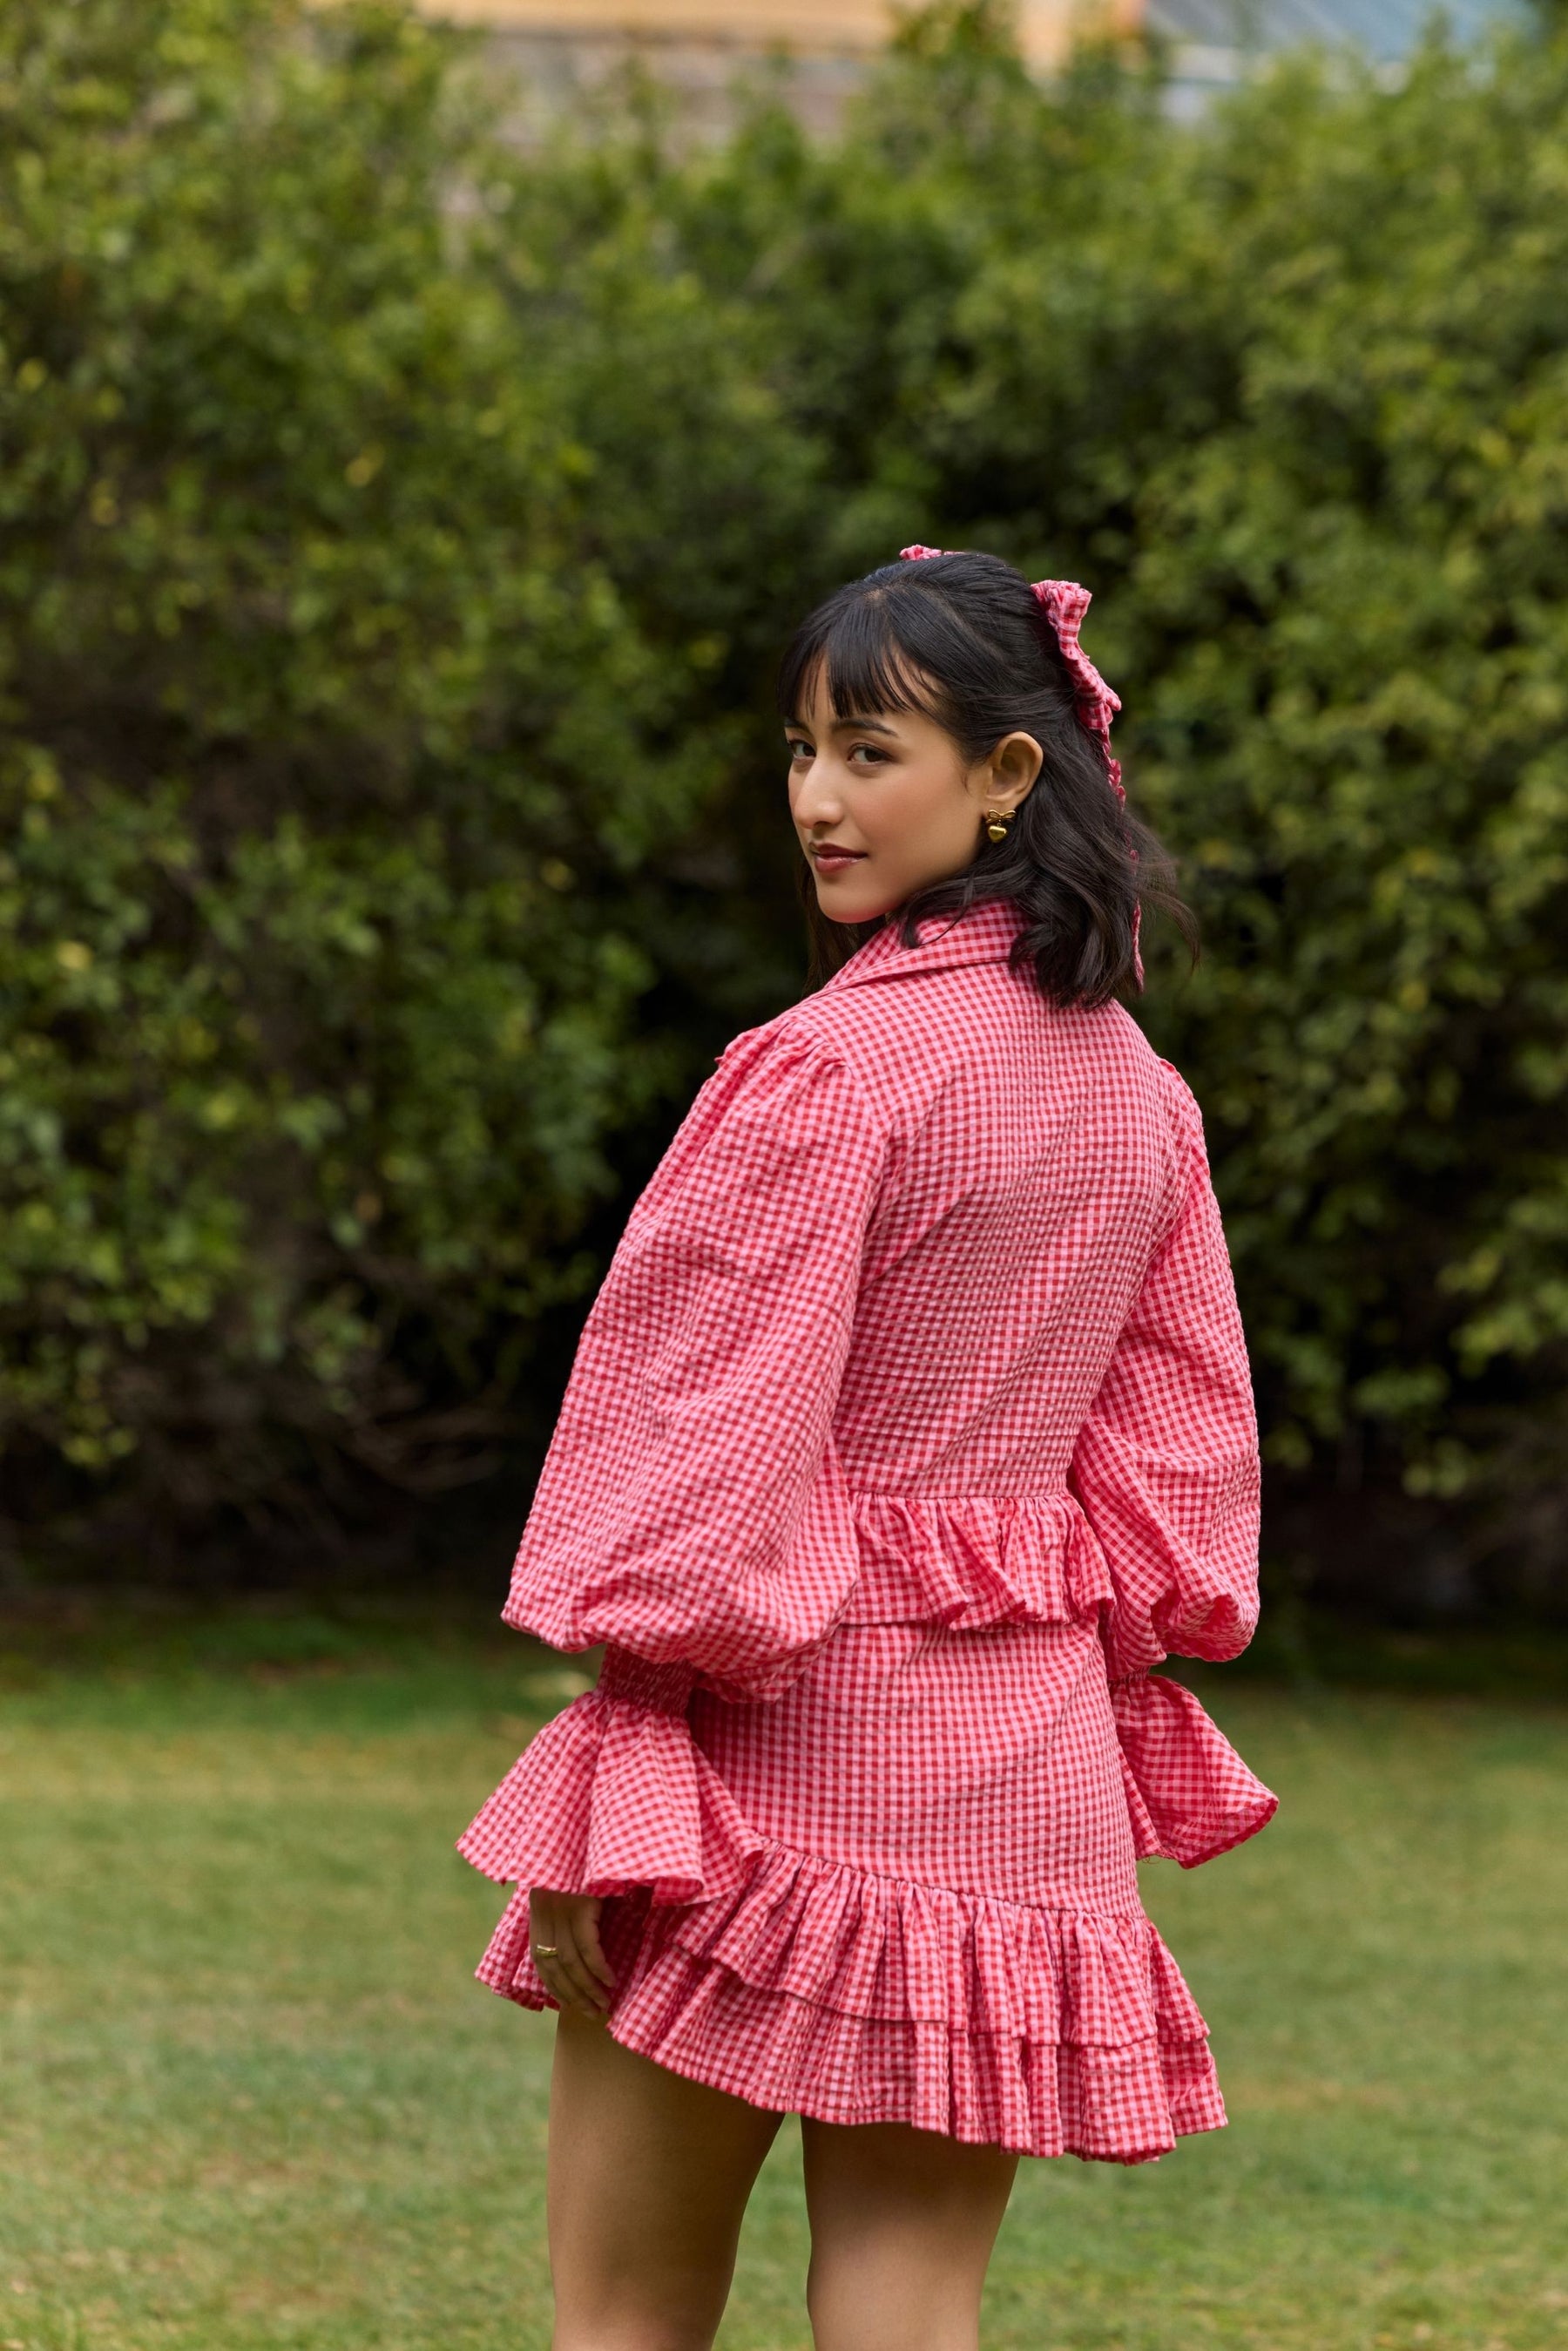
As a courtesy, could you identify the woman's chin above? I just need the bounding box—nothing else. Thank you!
[812,877,897,925]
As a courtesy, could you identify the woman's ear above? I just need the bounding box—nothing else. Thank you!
[984,730,1044,812]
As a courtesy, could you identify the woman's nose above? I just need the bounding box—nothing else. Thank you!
[791,762,846,830]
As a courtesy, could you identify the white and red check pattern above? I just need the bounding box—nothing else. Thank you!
[459,900,1276,2163]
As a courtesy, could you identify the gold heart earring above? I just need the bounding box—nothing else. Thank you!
[982,808,1014,844]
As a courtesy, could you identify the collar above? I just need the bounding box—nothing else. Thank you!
[822,898,1025,993]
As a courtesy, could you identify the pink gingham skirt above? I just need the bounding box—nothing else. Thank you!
[464,1616,1228,2165]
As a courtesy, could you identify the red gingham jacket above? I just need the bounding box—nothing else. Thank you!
[503,898,1271,1867]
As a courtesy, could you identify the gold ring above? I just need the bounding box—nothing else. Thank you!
[532,1944,560,1959]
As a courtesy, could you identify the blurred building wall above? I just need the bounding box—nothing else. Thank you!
[434,0,1135,66]
[419,0,1527,134]
[422,0,1141,138]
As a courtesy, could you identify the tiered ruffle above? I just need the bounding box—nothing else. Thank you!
[476,1838,1225,2164]
[462,1674,1232,2165]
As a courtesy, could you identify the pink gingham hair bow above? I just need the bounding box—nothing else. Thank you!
[1029,578,1123,803]
[899,546,1123,801]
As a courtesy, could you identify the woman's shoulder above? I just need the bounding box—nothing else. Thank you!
[1129,1027,1212,1159]
[666,1002,881,1169]
[707,997,864,1100]
[710,987,922,1132]
[1080,1000,1206,1121]
[619,1009,882,1239]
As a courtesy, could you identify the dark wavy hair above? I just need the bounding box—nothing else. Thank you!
[776,549,1195,1005]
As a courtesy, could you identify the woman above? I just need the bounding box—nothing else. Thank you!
[460,546,1276,2351]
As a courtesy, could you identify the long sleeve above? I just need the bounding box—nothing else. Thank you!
[1071,1070,1260,1682]
[458,1024,889,1907]
[1070,1069,1277,1867]
[504,1026,887,1698]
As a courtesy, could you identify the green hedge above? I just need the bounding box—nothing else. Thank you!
[0,0,752,1526]
[3,0,1565,1596]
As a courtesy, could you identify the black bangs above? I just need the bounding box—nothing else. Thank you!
[776,569,955,728]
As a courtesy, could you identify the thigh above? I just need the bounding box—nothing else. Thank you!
[801,2115,1019,2351]
[547,2011,785,2351]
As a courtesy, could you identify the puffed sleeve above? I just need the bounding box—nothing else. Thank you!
[1070,1068,1278,1867]
[506,1024,886,1691]
[457,1023,888,1909]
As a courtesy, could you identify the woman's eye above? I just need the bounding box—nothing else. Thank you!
[787,739,813,763]
[848,743,889,767]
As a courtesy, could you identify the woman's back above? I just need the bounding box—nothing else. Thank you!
[788,903,1190,1492]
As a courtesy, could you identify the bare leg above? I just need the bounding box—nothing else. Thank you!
[547,2011,785,2351]
[801,2116,1019,2351]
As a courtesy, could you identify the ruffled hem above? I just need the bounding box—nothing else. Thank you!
[456,1687,761,1905]
[474,1839,1225,2165]
[1111,1673,1278,1867]
[846,1489,1113,1629]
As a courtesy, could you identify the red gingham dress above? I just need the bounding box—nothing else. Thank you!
[459,900,1277,2164]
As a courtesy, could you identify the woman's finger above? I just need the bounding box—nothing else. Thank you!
[526,1894,575,2009]
[574,1900,615,1994]
[526,1893,607,2016]
[552,1922,612,2016]
[529,1890,613,2016]
[530,1942,582,2014]
[531,1914,607,2016]
[528,1893,578,1997]
[528,1887,564,1946]
[537,1952,590,2017]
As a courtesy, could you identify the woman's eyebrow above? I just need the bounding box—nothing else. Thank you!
[828,715,898,736]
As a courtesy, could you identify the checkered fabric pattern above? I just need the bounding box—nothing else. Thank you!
[459,900,1277,2164]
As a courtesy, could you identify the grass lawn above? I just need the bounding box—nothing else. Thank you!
[2,1608,1566,2350]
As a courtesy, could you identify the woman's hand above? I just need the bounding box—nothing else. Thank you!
[527,1888,615,2019]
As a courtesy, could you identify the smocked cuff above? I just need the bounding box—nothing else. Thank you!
[598,1644,699,1713]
